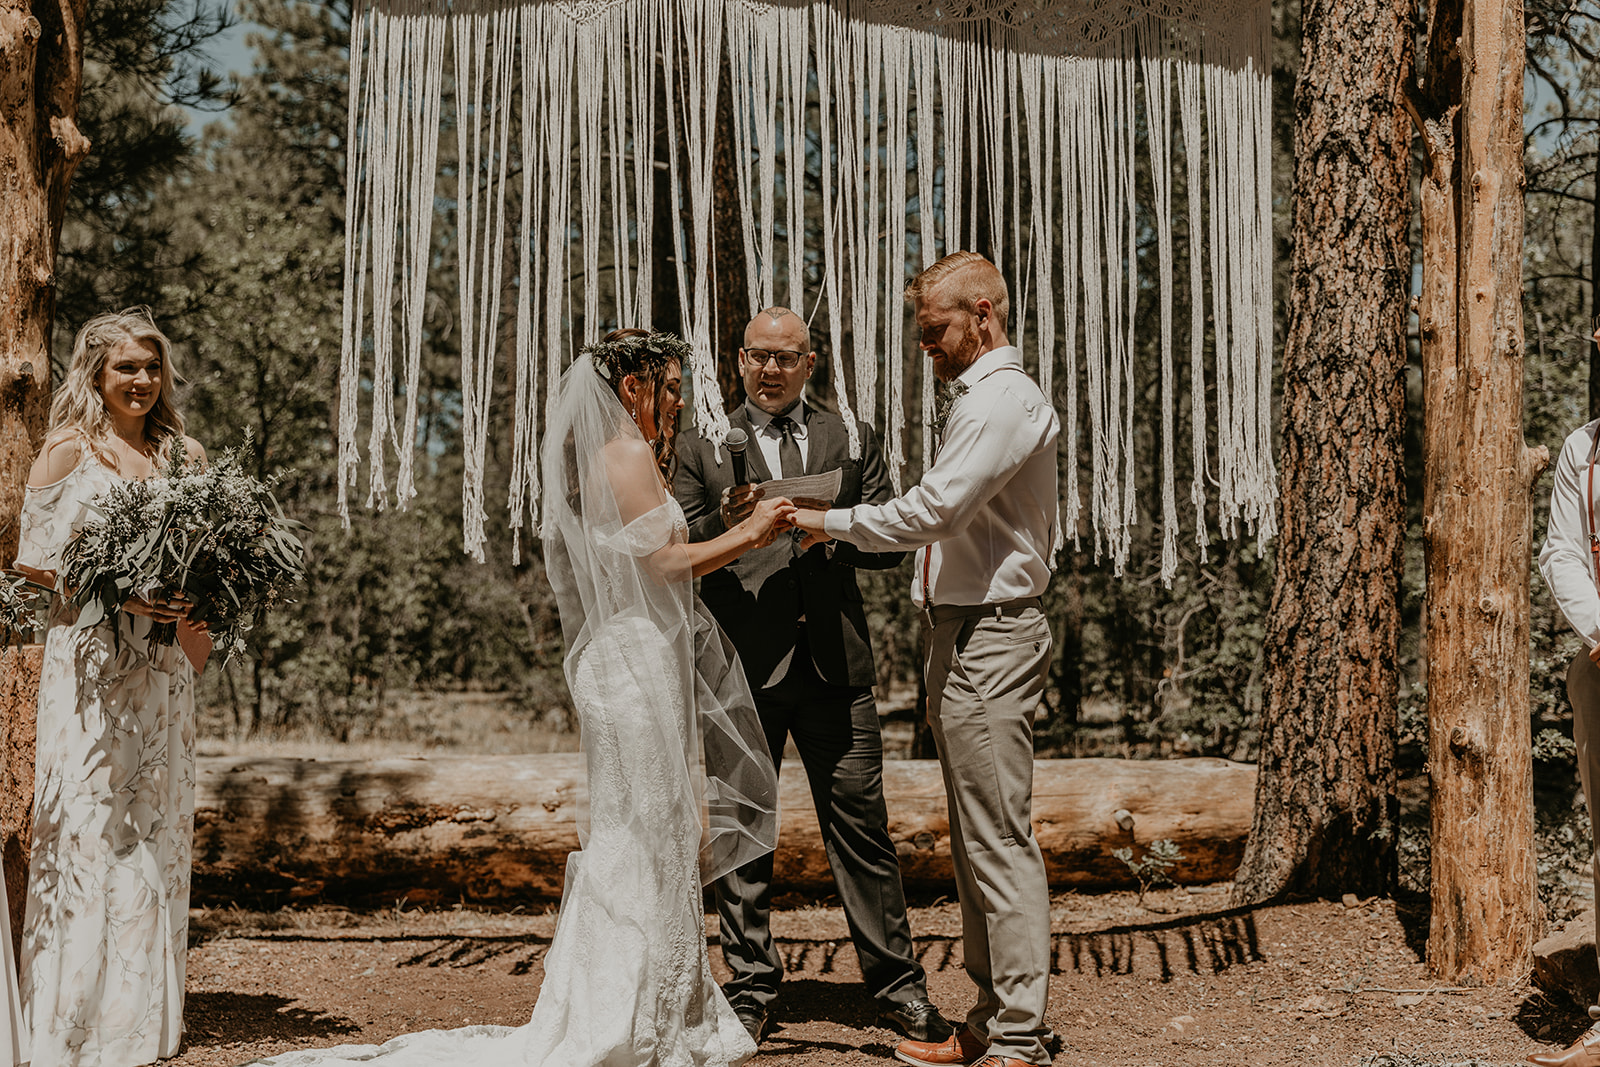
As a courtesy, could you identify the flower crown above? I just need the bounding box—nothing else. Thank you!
[583,331,692,384]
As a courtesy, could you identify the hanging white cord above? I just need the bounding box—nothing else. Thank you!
[779,4,807,311]
[363,8,402,508]
[1204,52,1236,539]
[543,12,575,436]
[395,5,446,508]
[510,4,547,559]
[1020,50,1062,554]
[912,31,938,475]
[337,0,371,526]
[883,27,911,492]
[1252,30,1278,542]
[1116,41,1139,571]
[338,0,1275,567]
[629,0,658,327]
[725,4,763,313]
[1139,22,1178,586]
[1176,39,1210,560]
[1056,55,1081,547]
[603,9,632,329]
[812,3,862,460]
[576,18,604,343]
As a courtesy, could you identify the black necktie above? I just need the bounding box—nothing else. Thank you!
[772,415,802,479]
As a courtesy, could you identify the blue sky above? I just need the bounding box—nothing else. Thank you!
[183,9,257,135]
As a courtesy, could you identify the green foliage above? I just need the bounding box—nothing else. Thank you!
[1112,838,1184,905]
[53,0,232,354]
[1534,727,1578,766]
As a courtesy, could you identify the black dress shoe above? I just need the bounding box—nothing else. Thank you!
[881,998,955,1042]
[734,1004,770,1044]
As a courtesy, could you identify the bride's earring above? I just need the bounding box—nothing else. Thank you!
[630,406,637,420]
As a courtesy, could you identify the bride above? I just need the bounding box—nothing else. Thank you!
[255,330,793,1067]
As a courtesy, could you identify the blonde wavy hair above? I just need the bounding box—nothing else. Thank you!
[48,307,186,471]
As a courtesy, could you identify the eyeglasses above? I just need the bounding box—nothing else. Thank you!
[743,349,806,370]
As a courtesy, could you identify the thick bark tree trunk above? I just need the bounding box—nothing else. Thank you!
[0,0,90,969]
[1232,0,1411,903]
[1411,0,1546,983]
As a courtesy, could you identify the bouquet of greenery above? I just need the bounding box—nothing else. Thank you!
[60,440,307,662]
[0,572,44,648]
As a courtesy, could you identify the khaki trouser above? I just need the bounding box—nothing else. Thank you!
[1569,652,1600,993]
[924,603,1054,1064]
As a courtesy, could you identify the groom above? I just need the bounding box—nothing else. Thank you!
[674,307,951,1046]
[794,253,1059,1067]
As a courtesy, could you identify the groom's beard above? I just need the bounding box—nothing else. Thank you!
[933,321,983,381]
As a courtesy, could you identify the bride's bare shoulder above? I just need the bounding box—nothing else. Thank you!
[599,436,657,473]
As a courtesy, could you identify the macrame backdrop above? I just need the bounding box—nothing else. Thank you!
[337,0,1276,582]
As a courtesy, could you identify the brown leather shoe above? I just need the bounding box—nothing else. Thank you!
[1530,1025,1600,1067]
[968,1057,1038,1067]
[894,1028,988,1067]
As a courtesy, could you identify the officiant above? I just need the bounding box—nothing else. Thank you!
[674,307,951,1047]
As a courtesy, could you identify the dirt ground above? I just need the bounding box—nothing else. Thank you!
[163,885,1590,1067]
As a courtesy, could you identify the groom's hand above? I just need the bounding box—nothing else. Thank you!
[721,484,763,529]
[793,508,832,551]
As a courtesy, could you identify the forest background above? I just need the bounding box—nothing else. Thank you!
[59,0,1597,904]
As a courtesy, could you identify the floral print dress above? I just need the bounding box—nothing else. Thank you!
[15,452,195,1067]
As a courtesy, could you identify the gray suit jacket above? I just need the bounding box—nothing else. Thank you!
[674,405,904,689]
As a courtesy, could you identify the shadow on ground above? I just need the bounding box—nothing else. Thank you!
[770,907,1265,982]
[182,991,361,1048]
[759,978,898,1056]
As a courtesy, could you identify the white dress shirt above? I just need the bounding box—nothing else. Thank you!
[745,399,810,476]
[823,346,1059,607]
[1540,419,1600,647]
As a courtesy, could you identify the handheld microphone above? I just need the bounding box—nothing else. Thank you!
[724,428,749,487]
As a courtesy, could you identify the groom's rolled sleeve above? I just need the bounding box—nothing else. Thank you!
[824,390,1042,552]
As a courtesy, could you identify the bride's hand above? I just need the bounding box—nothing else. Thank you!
[125,591,194,623]
[747,496,797,548]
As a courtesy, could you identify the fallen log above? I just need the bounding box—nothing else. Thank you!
[192,755,1256,907]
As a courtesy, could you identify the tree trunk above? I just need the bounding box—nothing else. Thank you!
[189,754,1257,907]
[1,0,83,553]
[1,0,91,973]
[1232,0,1411,904]
[0,647,41,964]
[1412,0,1546,983]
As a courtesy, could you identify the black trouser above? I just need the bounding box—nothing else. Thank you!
[714,630,926,1011]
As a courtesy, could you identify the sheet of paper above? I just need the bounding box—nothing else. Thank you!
[756,469,843,509]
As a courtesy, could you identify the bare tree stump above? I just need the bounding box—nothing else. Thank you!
[191,755,1256,907]
[1411,0,1547,983]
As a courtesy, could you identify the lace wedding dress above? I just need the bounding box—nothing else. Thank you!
[253,357,777,1067]
[15,451,196,1067]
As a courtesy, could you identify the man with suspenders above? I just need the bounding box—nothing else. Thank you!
[1531,318,1600,1067]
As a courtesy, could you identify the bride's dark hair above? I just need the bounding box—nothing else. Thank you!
[584,328,690,482]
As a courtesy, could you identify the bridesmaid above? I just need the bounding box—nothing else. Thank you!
[12,307,205,1067]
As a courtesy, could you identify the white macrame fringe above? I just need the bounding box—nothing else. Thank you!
[338,0,1276,579]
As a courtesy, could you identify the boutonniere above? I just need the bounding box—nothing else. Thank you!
[932,380,969,439]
